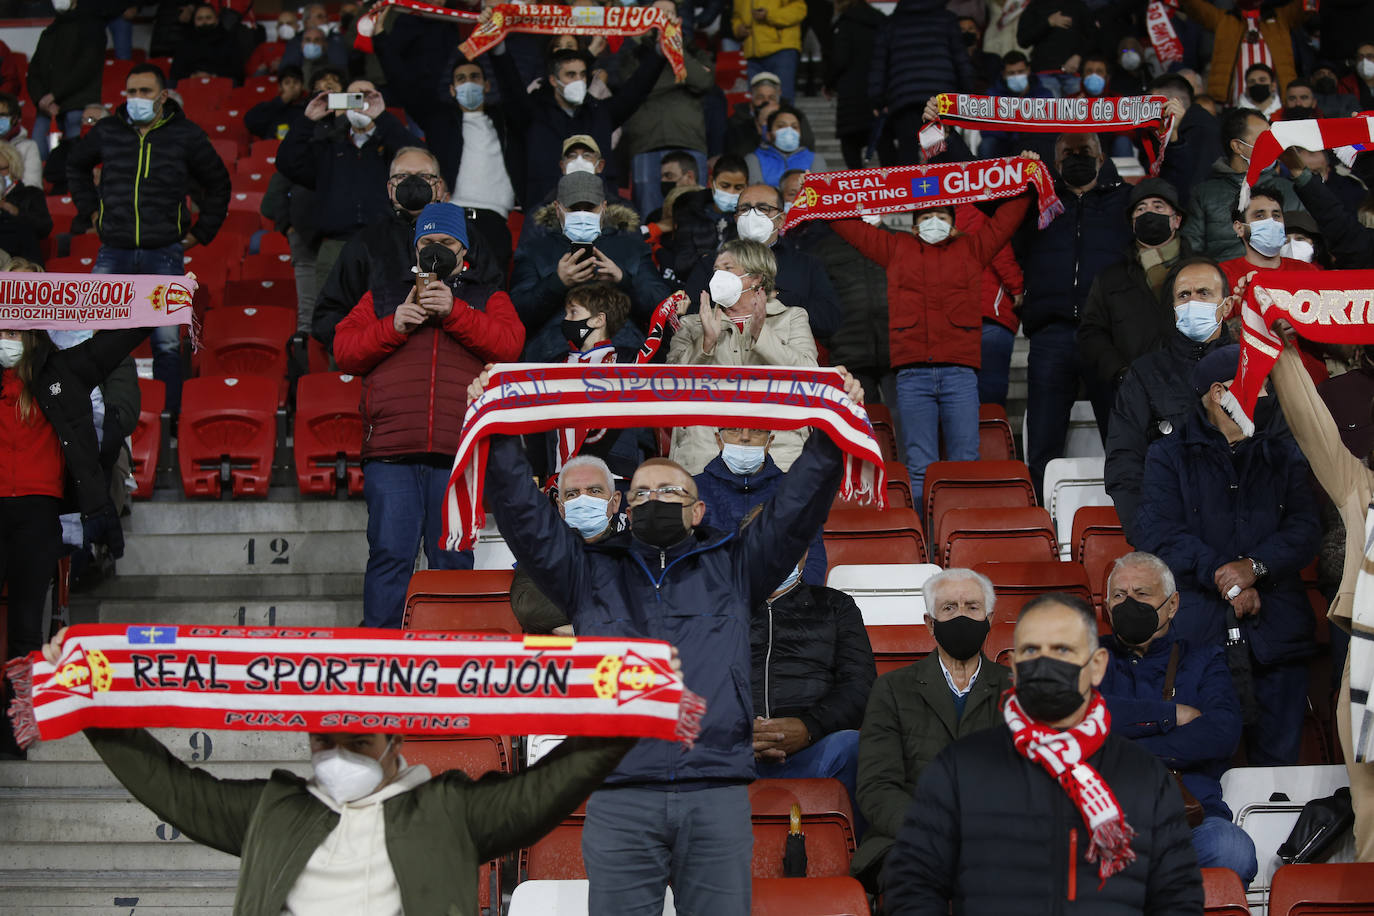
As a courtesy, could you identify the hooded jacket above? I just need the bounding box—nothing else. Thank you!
[67,98,231,250]
[867,0,972,116]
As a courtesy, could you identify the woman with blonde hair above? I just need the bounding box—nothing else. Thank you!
[0,140,52,262]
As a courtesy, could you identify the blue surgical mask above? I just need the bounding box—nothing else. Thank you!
[0,117,11,134]
[721,442,766,476]
[773,126,800,153]
[126,97,157,124]
[775,564,801,594]
[1174,300,1221,342]
[713,186,739,213]
[1060,74,1082,96]
[1247,218,1287,258]
[454,81,484,110]
[563,210,602,243]
[1006,73,1029,94]
[302,41,324,60]
[1083,73,1106,96]
[563,494,611,539]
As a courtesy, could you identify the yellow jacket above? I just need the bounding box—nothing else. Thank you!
[733,0,807,58]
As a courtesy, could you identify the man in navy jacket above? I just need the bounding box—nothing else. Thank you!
[1100,551,1257,886]
[470,365,861,916]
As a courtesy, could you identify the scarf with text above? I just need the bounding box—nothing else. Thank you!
[1232,270,1374,432]
[0,272,196,337]
[923,93,1174,176]
[1241,116,1374,209]
[444,363,886,550]
[1145,1,1184,67]
[1005,690,1137,885]
[5,625,706,748]
[780,157,1061,232]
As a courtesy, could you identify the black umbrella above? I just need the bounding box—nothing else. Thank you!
[783,803,808,878]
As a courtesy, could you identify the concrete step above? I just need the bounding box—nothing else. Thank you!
[2,841,240,872]
[125,501,366,536]
[0,760,309,789]
[22,729,306,764]
[93,599,363,628]
[0,873,236,914]
[80,574,365,602]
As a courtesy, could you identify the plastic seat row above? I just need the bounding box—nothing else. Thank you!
[509,877,870,915]
[865,402,1017,465]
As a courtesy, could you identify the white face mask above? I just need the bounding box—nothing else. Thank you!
[277,23,297,40]
[1281,238,1315,262]
[0,339,23,369]
[560,78,588,106]
[563,156,596,175]
[708,269,745,308]
[1359,59,1374,81]
[51,0,71,10]
[312,740,390,804]
[1174,299,1221,342]
[721,441,767,476]
[736,208,775,243]
[345,109,373,130]
[917,215,952,244]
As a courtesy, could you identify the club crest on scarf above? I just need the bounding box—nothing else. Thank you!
[593,649,678,706]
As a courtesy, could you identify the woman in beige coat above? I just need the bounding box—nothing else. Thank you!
[668,239,818,474]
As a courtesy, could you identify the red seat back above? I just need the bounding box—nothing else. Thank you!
[224,278,298,310]
[200,305,295,408]
[752,877,872,915]
[866,624,934,676]
[293,372,363,496]
[749,778,856,878]
[1202,867,1250,915]
[402,570,520,633]
[1268,862,1374,915]
[1072,505,1131,616]
[233,157,275,191]
[241,251,296,281]
[975,560,1094,623]
[521,803,588,880]
[865,402,898,463]
[177,375,278,498]
[941,506,1057,568]
[924,460,1036,549]
[823,507,927,574]
[978,404,1016,461]
[986,620,1017,666]
[249,138,280,161]
[402,734,513,777]
[131,377,165,499]
[833,461,911,510]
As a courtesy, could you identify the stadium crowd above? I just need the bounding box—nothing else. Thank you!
[4,0,1374,910]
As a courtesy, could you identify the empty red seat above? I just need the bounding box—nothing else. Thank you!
[241,251,295,281]
[402,734,513,777]
[294,372,363,497]
[66,233,102,261]
[941,506,1057,568]
[45,255,94,273]
[233,157,275,191]
[749,778,857,878]
[520,802,587,880]
[102,59,138,100]
[1201,868,1249,915]
[402,570,520,633]
[752,877,872,916]
[225,83,275,115]
[256,230,292,257]
[176,75,233,115]
[975,560,1093,623]
[867,624,935,676]
[834,461,911,510]
[177,375,277,498]
[249,138,280,161]
[978,404,1016,461]
[131,377,165,498]
[985,620,1017,666]
[865,402,898,463]
[199,305,295,408]
[224,278,298,310]
[823,507,927,573]
[924,460,1036,550]
[1073,505,1132,616]
[1268,862,1374,915]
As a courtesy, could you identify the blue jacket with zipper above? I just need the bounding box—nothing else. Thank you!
[485,431,845,785]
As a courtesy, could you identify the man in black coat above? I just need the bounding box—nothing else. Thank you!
[170,4,243,85]
[884,593,1203,914]
[1153,73,1220,208]
[724,72,817,159]
[868,0,972,165]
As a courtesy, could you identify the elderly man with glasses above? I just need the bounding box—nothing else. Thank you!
[467,364,864,916]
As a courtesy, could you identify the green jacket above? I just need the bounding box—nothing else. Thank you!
[86,728,632,916]
[851,651,1010,880]
[1180,157,1304,262]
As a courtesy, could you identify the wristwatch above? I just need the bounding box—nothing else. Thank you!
[1249,557,1268,580]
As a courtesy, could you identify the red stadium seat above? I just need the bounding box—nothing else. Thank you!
[225,83,275,115]
[66,233,102,261]
[209,136,239,168]
[867,624,934,676]
[865,402,898,463]
[402,570,520,633]
[1073,505,1132,617]
[823,507,928,573]
[752,877,872,916]
[224,278,298,310]
[975,560,1093,623]
[233,157,275,191]
[199,305,295,408]
[1202,868,1250,915]
[46,195,77,235]
[749,779,857,878]
[924,460,1036,550]
[941,506,1057,568]
[520,802,588,880]
[257,230,292,257]
[177,375,277,498]
[130,378,165,499]
[176,76,233,116]
[833,461,911,510]
[45,255,94,273]
[985,620,1017,666]
[102,59,138,100]
[1268,863,1374,914]
[249,138,280,161]
[241,251,296,281]
[294,372,363,497]
[978,404,1016,461]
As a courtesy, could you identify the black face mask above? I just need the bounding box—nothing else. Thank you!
[660,180,677,200]
[562,317,593,347]
[394,174,435,213]
[961,30,978,47]
[417,243,458,278]
[1246,83,1272,104]
[932,615,990,661]
[631,500,690,548]
[1314,76,1337,96]
[1133,211,1174,246]
[1110,596,1164,646]
[1254,394,1278,428]
[1014,656,1089,722]
[1060,153,1099,188]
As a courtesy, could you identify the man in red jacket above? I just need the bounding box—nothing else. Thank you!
[334,202,525,627]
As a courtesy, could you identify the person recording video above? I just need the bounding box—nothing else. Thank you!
[332,202,526,629]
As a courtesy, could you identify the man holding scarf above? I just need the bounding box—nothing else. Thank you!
[883,593,1203,913]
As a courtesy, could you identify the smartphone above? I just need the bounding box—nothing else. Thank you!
[569,241,596,262]
[327,92,366,111]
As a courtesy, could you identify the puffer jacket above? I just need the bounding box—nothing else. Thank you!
[867,0,972,117]
[67,99,231,250]
[750,583,875,737]
[332,265,525,459]
[734,0,808,58]
[883,717,1203,914]
[1181,158,1303,261]
[1134,405,1320,664]
[747,145,825,188]
[789,221,889,379]
[697,453,827,585]
[485,431,846,786]
[832,194,1030,371]
[1076,239,1188,391]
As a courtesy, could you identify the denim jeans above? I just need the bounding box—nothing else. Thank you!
[93,243,186,413]
[894,366,980,519]
[746,49,800,101]
[1193,816,1258,887]
[107,14,133,59]
[977,322,1015,406]
[362,461,474,628]
[583,785,752,916]
[755,729,864,836]
[1025,321,1112,497]
[34,109,83,160]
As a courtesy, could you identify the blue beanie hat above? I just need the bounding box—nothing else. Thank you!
[1191,344,1241,395]
[414,202,469,249]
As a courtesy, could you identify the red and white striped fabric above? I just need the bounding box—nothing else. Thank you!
[1232,10,1273,105]
[1241,116,1374,209]
[443,363,887,551]
[5,625,706,748]
[1145,1,1184,67]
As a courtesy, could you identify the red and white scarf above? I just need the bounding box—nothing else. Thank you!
[1241,116,1374,209]
[1005,690,1137,884]
[781,156,1062,232]
[1233,10,1273,106]
[443,363,887,550]
[1145,1,1184,67]
[0,272,196,336]
[6,625,706,748]
[924,93,1175,176]
[1232,270,1374,430]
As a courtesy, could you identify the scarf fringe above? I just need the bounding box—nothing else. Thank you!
[4,656,38,750]
[1087,819,1139,886]
[675,688,707,748]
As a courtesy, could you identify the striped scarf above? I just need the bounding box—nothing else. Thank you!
[1241,116,1374,209]
[443,364,887,551]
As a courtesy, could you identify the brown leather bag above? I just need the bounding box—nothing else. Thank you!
[1162,643,1205,828]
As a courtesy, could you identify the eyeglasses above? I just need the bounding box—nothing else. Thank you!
[390,172,441,184]
[627,485,696,506]
[737,203,781,217]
